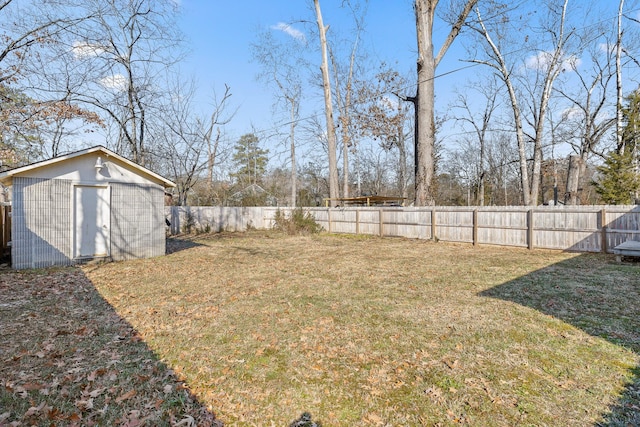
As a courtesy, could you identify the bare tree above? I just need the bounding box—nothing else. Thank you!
[486,133,520,206]
[314,0,340,202]
[252,28,305,206]
[0,0,93,162]
[469,0,575,205]
[0,0,88,86]
[413,0,478,206]
[201,84,234,188]
[556,37,617,205]
[152,78,234,206]
[452,76,500,206]
[58,0,184,166]
[327,0,368,200]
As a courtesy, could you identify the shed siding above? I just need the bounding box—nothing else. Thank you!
[111,183,165,260]
[12,177,73,269]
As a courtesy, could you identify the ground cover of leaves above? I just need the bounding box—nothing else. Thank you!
[3,231,640,426]
[0,267,222,426]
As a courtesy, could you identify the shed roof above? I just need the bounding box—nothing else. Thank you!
[0,145,175,188]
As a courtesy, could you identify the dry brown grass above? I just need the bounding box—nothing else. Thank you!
[4,231,639,426]
[81,231,640,426]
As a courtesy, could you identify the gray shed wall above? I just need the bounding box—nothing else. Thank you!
[11,178,165,269]
[110,183,165,261]
[12,177,73,269]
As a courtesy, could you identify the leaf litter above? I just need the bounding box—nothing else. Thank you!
[0,267,222,426]
[2,231,639,426]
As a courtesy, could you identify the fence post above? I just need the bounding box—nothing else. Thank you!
[431,208,437,240]
[527,208,534,250]
[379,208,384,237]
[600,208,607,253]
[355,209,360,235]
[327,208,332,233]
[473,208,478,246]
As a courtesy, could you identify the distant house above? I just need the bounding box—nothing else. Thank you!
[0,146,175,269]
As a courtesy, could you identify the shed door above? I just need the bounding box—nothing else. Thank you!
[74,185,110,258]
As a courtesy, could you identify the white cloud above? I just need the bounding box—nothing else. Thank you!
[599,42,615,54]
[561,106,583,121]
[525,50,581,72]
[100,74,127,91]
[271,22,306,42]
[72,41,106,59]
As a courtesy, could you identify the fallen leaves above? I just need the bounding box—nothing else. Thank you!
[0,268,222,426]
[115,389,137,403]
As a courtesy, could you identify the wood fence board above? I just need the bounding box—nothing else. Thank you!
[167,205,640,253]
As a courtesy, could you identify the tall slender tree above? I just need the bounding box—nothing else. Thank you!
[314,0,340,202]
[616,0,625,152]
[452,77,500,206]
[252,28,305,206]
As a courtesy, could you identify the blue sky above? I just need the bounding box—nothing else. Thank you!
[174,0,640,166]
[176,1,421,141]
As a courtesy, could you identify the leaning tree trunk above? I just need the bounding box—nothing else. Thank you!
[314,0,340,202]
[616,0,625,153]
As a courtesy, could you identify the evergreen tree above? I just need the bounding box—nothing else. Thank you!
[592,150,640,204]
[620,90,640,154]
[230,133,269,187]
[592,90,640,204]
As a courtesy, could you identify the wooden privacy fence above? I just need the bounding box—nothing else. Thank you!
[167,205,640,254]
[0,203,10,258]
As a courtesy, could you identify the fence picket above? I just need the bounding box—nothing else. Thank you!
[167,205,640,254]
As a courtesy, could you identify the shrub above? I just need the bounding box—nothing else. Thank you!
[273,208,323,235]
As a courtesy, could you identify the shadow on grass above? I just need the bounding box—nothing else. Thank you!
[166,235,205,255]
[0,267,222,426]
[479,253,640,426]
[166,231,272,255]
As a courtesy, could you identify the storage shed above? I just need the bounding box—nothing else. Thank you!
[0,146,175,269]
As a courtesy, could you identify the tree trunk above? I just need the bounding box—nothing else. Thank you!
[564,154,585,205]
[314,0,340,202]
[207,128,220,186]
[472,0,569,206]
[617,0,625,153]
[414,0,477,206]
[289,101,297,206]
[414,1,437,206]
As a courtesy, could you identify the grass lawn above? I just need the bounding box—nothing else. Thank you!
[2,232,640,426]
